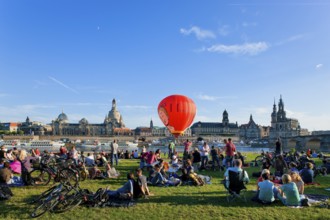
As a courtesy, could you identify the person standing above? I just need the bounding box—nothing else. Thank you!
[224,139,235,168]
[111,140,119,166]
[168,141,175,159]
[211,146,221,171]
[70,146,79,165]
[200,142,210,170]
[183,139,192,161]
[275,138,282,155]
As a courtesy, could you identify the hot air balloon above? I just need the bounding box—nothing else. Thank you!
[158,94,196,138]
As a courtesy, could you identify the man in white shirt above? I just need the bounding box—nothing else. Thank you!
[111,140,119,166]
[200,142,210,170]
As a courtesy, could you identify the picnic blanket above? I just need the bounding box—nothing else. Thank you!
[305,194,329,203]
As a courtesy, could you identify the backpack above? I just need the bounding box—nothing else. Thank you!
[0,185,13,200]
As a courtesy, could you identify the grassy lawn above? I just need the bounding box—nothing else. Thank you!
[1,153,330,220]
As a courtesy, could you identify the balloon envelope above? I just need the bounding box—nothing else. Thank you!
[158,94,196,138]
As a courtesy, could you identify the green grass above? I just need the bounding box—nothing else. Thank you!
[1,153,330,220]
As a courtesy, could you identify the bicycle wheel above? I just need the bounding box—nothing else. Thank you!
[30,196,58,218]
[254,155,264,166]
[29,185,59,204]
[29,169,51,186]
[52,192,82,213]
[59,168,79,187]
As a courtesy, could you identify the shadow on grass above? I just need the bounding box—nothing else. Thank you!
[0,201,31,219]
[138,191,286,208]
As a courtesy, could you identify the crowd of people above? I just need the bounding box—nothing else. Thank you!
[1,137,329,208]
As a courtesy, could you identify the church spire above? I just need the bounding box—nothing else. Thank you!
[112,98,116,109]
[150,118,154,129]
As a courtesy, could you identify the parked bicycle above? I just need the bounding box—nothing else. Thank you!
[29,155,78,187]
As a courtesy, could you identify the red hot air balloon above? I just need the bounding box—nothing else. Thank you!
[158,94,196,138]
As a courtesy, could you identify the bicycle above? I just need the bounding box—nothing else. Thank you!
[30,183,70,218]
[29,156,78,187]
[254,151,276,166]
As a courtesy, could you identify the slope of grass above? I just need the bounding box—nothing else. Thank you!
[1,153,330,220]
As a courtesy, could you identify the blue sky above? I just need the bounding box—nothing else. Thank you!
[0,0,329,131]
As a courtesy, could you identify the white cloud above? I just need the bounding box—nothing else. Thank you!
[48,76,79,94]
[180,26,216,40]
[196,94,238,101]
[315,64,323,69]
[276,34,305,46]
[197,94,219,101]
[206,42,269,55]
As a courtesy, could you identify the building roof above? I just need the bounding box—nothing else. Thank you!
[191,122,238,129]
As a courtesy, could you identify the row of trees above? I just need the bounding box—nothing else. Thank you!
[0,130,25,135]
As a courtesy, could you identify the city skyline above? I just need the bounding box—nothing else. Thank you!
[1,1,330,131]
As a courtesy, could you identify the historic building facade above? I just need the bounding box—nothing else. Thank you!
[269,96,303,139]
[19,117,51,135]
[239,115,262,141]
[51,99,131,136]
[190,110,239,136]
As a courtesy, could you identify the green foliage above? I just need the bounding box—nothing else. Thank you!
[1,153,330,220]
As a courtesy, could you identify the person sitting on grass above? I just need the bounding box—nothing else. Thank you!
[299,162,314,184]
[88,164,106,180]
[146,151,156,169]
[290,171,304,195]
[105,162,120,178]
[277,174,307,206]
[151,164,181,187]
[155,149,162,162]
[0,162,14,185]
[84,153,95,167]
[253,172,278,204]
[135,168,152,198]
[273,155,288,177]
[223,159,249,189]
[171,151,181,166]
[256,169,271,189]
[289,162,299,173]
[106,172,135,200]
[181,159,205,186]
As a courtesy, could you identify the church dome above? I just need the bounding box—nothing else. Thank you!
[79,118,89,124]
[58,112,69,123]
[108,109,121,122]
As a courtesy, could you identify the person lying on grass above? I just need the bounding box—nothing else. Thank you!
[106,172,135,199]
